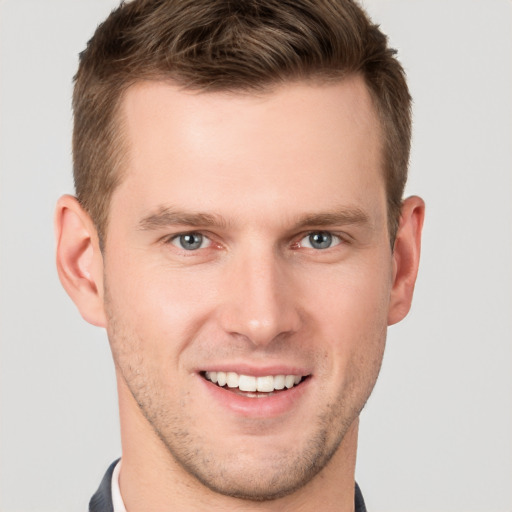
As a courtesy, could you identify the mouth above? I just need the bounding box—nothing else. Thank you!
[201,371,309,398]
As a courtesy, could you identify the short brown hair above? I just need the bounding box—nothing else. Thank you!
[73,0,411,246]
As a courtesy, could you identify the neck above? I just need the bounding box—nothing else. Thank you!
[117,374,359,512]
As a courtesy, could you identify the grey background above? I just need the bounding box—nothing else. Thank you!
[0,0,510,510]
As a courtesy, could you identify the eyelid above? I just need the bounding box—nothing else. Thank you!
[159,229,349,251]
[164,231,213,250]
[296,231,344,249]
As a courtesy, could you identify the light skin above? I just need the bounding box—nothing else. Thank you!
[56,76,424,511]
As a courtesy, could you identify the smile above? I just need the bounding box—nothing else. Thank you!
[203,371,307,394]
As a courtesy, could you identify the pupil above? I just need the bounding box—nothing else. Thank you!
[310,232,332,249]
[180,233,202,250]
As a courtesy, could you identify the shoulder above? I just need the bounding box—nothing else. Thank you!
[88,459,119,512]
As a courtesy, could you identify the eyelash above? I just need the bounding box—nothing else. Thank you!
[167,232,212,251]
[296,231,343,250]
[163,230,347,252]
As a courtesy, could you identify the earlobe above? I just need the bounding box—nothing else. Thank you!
[388,196,425,326]
[55,195,107,327]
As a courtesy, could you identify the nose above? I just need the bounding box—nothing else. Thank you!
[217,247,302,347]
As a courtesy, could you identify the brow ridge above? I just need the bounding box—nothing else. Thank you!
[137,205,370,232]
[292,208,370,229]
[138,207,229,231]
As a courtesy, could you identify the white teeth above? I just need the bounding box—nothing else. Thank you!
[273,375,285,390]
[256,375,274,392]
[204,371,304,392]
[285,375,295,389]
[226,372,239,388]
[205,371,218,383]
[216,371,227,387]
[239,375,257,392]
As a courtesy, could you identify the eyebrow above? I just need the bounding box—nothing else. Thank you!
[292,208,370,229]
[137,205,370,232]
[138,207,228,231]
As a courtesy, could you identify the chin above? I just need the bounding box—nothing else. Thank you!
[184,460,322,502]
[160,419,347,503]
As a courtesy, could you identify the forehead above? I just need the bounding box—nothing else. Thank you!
[113,77,385,227]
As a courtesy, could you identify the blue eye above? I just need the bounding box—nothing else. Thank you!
[301,231,340,250]
[171,233,210,251]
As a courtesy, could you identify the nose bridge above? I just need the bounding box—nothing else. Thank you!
[219,242,300,345]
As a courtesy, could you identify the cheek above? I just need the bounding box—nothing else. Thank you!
[307,256,392,325]
[302,258,391,369]
[104,257,219,356]
[311,267,390,416]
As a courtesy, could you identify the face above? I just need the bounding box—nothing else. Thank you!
[103,77,393,500]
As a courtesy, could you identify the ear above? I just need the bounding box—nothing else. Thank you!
[388,196,425,326]
[55,195,107,327]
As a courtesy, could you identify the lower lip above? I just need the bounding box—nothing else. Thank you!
[200,375,311,418]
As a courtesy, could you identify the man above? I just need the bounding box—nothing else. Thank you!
[55,0,424,510]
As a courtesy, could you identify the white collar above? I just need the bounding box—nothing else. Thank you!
[111,459,128,512]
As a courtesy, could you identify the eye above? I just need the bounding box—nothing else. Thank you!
[300,231,341,250]
[170,232,211,251]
